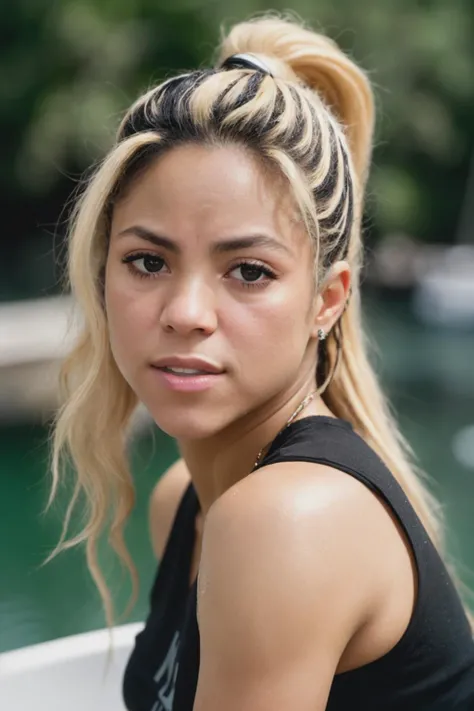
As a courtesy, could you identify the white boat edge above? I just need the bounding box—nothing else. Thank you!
[0,622,144,676]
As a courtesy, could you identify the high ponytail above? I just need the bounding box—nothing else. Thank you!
[218,16,375,192]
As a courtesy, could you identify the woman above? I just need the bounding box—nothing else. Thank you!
[50,14,474,711]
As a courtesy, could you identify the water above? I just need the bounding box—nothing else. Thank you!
[1,295,473,653]
[0,426,178,653]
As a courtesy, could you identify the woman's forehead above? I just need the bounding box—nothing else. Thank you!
[111,143,310,254]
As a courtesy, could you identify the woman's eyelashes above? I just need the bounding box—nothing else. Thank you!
[121,252,278,289]
[226,260,277,289]
[122,252,167,278]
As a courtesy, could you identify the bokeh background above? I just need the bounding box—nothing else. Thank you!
[1,0,473,654]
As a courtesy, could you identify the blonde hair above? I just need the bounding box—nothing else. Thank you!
[49,14,472,627]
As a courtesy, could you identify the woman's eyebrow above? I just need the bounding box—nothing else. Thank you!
[212,235,291,255]
[117,226,179,252]
[117,225,291,255]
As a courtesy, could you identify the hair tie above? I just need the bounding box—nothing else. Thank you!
[220,53,274,78]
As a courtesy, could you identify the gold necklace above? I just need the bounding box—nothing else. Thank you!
[252,389,318,471]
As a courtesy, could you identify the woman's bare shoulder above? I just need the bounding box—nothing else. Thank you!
[149,458,191,560]
[204,459,411,624]
[198,460,417,679]
[195,461,389,709]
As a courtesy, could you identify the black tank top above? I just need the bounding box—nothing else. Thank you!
[123,416,474,711]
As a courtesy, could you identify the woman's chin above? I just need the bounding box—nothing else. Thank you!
[150,414,218,442]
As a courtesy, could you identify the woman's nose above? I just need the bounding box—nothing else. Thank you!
[159,277,217,336]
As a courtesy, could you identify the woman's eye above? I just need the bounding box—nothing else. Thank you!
[136,255,165,274]
[123,253,166,277]
[230,263,271,284]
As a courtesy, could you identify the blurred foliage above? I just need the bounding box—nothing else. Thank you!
[0,0,473,299]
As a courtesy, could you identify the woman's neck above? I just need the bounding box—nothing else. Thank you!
[178,388,335,518]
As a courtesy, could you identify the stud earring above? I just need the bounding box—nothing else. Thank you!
[317,328,326,341]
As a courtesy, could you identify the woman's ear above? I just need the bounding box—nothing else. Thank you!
[311,261,351,338]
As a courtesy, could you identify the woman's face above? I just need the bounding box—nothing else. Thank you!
[105,143,328,440]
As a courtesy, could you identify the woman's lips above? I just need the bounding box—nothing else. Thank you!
[151,355,223,374]
[151,366,224,392]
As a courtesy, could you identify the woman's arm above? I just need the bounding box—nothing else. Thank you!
[193,461,391,711]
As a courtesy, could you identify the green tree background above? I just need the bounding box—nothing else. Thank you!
[1,0,473,300]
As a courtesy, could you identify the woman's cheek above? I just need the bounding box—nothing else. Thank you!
[106,301,148,378]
